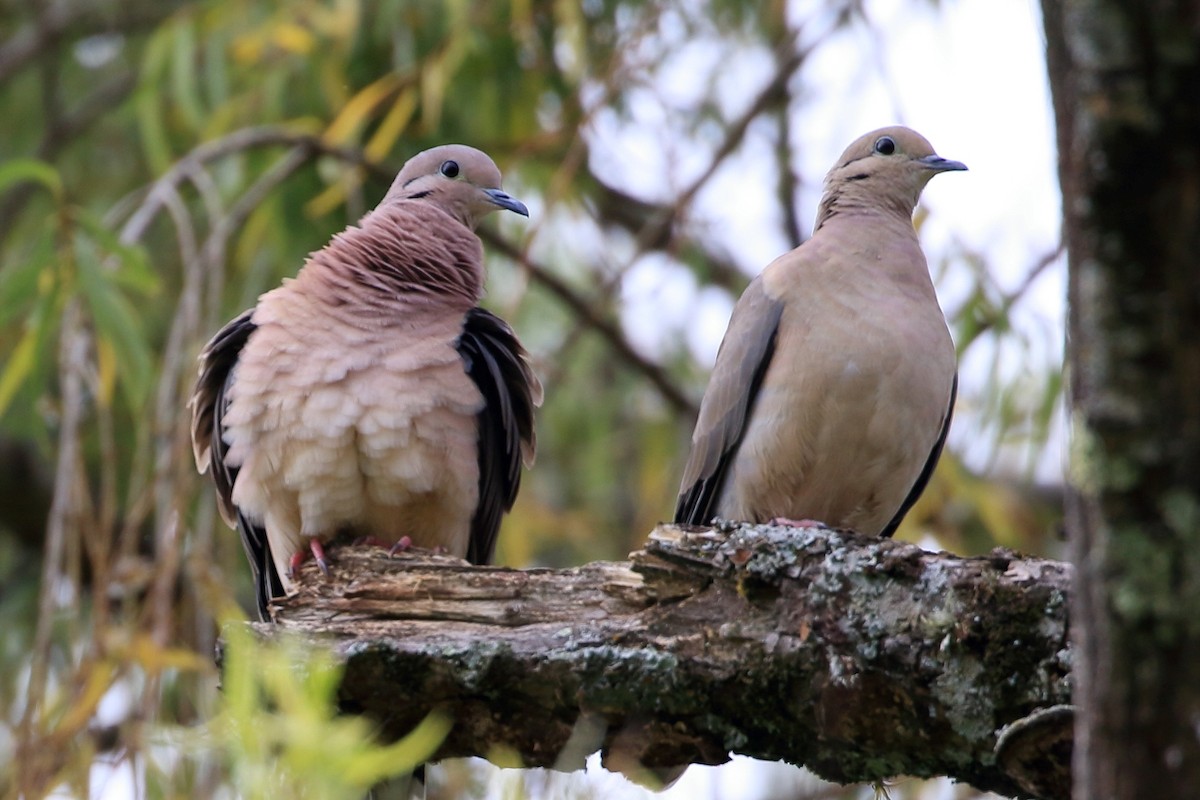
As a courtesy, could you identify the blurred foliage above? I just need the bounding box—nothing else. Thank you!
[210,621,450,798]
[0,0,1058,797]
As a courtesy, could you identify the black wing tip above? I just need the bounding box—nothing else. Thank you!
[457,307,539,566]
[673,484,708,526]
[193,310,279,619]
[879,373,958,538]
[672,306,784,532]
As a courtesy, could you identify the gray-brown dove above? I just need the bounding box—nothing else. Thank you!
[190,144,541,620]
[675,126,963,535]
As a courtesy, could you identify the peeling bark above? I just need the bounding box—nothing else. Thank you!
[237,523,1074,799]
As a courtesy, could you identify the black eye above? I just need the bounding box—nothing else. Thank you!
[440,160,460,178]
[874,136,896,156]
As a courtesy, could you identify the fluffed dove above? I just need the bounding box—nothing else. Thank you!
[675,126,963,536]
[190,144,541,619]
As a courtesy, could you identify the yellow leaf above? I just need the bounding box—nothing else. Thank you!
[420,52,451,132]
[128,634,215,675]
[94,336,116,409]
[365,87,418,163]
[486,742,525,770]
[0,322,41,419]
[324,74,402,146]
[273,21,316,55]
[230,32,264,65]
[345,712,453,785]
[304,170,362,218]
[53,662,118,735]
[312,0,360,45]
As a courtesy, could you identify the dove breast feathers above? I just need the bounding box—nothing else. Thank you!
[220,203,489,586]
[717,230,956,533]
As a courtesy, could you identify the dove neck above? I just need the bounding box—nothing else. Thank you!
[813,182,922,235]
[301,204,485,311]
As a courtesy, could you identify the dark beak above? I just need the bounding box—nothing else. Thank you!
[483,188,529,217]
[920,154,968,172]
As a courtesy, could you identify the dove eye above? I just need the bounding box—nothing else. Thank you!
[440,160,460,178]
[873,136,896,156]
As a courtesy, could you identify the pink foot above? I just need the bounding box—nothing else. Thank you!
[387,536,414,557]
[289,539,330,579]
[768,517,828,529]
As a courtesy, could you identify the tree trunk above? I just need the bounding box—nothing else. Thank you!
[1040,1,1200,797]
[243,524,1074,799]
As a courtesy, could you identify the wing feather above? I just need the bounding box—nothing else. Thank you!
[455,307,541,564]
[675,278,784,525]
[879,373,957,538]
[189,310,283,620]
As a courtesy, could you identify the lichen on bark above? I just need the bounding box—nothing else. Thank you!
[235,522,1074,799]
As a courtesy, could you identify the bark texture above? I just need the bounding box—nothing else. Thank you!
[243,524,1074,799]
[1040,1,1200,797]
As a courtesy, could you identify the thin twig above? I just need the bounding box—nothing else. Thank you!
[1006,239,1066,307]
[777,106,805,250]
[17,300,89,797]
[119,126,325,244]
[631,35,813,256]
[479,228,697,417]
[956,238,1066,350]
[151,146,314,551]
[113,189,198,564]
[0,1,173,87]
[200,145,313,323]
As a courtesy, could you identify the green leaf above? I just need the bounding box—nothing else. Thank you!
[0,288,57,419]
[136,24,177,173]
[172,16,207,131]
[0,158,63,201]
[74,210,159,296]
[0,326,42,420]
[214,624,450,799]
[202,29,231,129]
[0,236,55,328]
[76,239,154,411]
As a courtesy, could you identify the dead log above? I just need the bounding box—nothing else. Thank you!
[236,522,1073,799]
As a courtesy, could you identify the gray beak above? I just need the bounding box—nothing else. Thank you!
[920,154,968,172]
[483,188,530,217]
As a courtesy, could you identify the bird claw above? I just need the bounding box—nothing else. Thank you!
[387,536,414,558]
[311,539,330,576]
[289,539,331,579]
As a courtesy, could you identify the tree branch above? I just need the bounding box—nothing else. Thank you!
[244,523,1074,800]
[478,228,698,417]
[0,1,180,86]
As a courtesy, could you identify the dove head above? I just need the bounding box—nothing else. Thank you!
[815,126,965,230]
[383,144,529,230]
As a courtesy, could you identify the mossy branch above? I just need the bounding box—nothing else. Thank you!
[235,523,1074,799]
